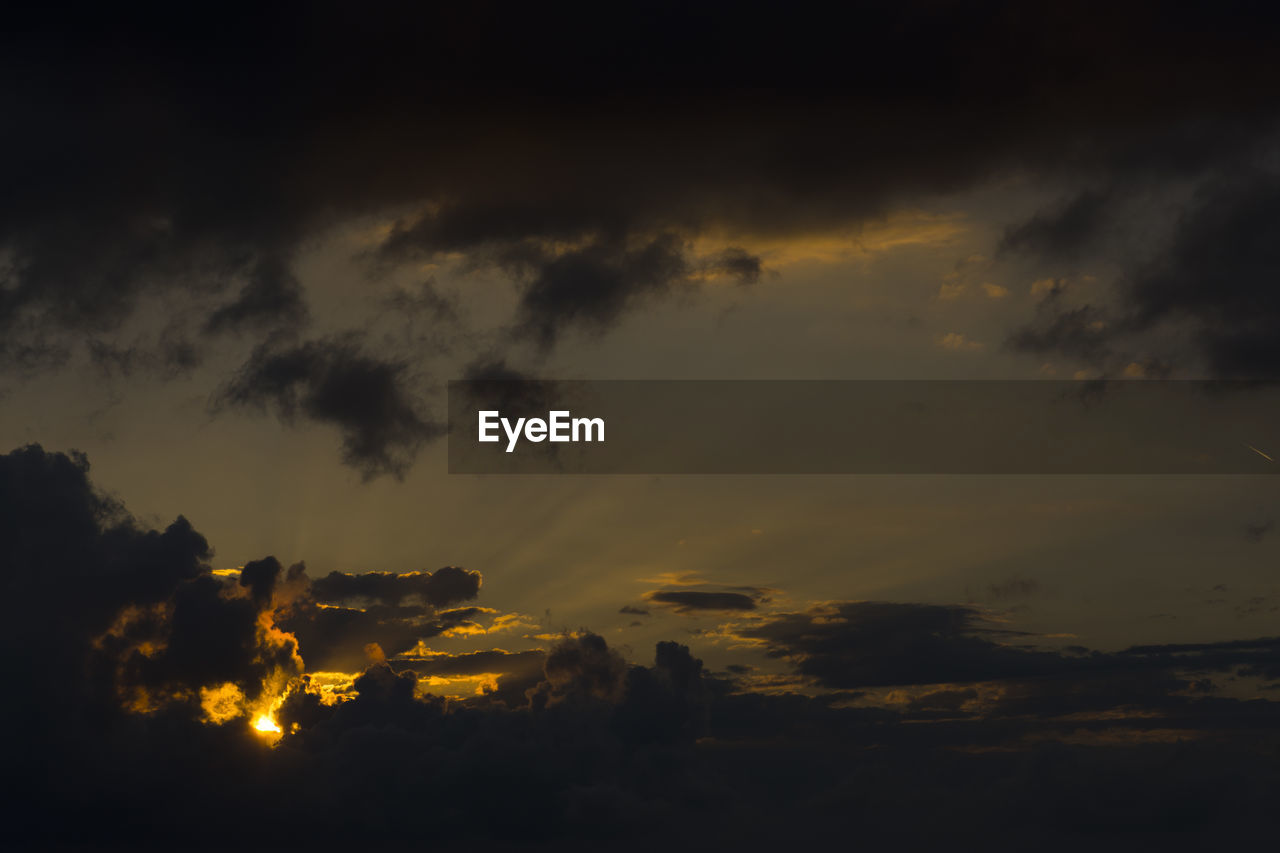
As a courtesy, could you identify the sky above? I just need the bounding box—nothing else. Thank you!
[5,2,1280,849]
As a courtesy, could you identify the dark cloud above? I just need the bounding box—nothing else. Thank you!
[392,648,550,708]
[308,566,480,607]
[115,573,302,702]
[383,231,763,349]
[1008,284,1117,367]
[0,443,210,650]
[711,247,765,284]
[203,254,308,335]
[216,336,442,479]
[534,632,630,706]
[646,587,770,613]
[1006,153,1280,378]
[999,189,1115,259]
[271,563,482,672]
[238,555,282,607]
[732,600,1280,706]
[455,357,561,420]
[277,602,419,672]
[393,649,546,679]
[1126,172,1280,377]
[0,444,295,771]
[508,234,712,348]
[620,605,650,615]
[648,590,760,612]
[737,602,1056,689]
[279,600,483,673]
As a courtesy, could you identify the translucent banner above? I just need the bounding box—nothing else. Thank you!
[447,380,1280,474]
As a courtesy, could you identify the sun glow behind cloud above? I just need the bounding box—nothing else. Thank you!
[253,714,282,735]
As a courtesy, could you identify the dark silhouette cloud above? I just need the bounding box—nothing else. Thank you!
[0,443,211,674]
[503,233,757,348]
[383,229,763,348]
[392,649,549,709]
[216,337,443,479]
[278,576,484,672]
[308,566,480,607]
[112,572,303,706]
[0,444,298,782]
[733,600,1280,704]
[645,583,773,613]
[736,601,1056,688]
[393,648,546,678]
[535,632,630,706]
[648,590,761,612]
[238,555,283,607]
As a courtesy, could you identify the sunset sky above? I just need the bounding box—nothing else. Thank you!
[5,2,1280,848]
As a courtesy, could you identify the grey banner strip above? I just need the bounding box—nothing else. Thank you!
[447,380,1280,474]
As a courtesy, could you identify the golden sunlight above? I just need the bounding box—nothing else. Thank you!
[252,714,282,735]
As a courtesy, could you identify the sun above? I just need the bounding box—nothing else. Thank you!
[252,714,282,735]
